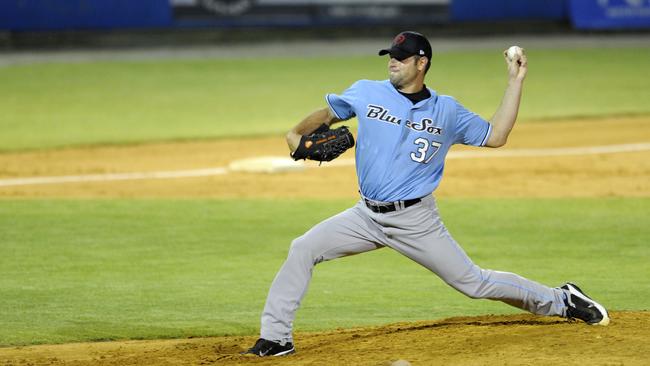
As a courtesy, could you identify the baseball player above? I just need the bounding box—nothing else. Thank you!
[244,31,609,357]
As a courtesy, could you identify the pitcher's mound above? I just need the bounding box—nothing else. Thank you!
[0,311,647,365]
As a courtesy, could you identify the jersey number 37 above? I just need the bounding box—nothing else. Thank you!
[410,137,442,164]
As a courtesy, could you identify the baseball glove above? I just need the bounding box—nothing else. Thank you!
[291,124,355,162]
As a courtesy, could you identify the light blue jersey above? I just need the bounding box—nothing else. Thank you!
[326,79,492,202]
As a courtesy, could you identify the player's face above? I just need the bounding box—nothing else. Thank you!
[388,56,419,90]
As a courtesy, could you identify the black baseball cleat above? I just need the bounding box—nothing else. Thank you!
[242,338,295,357]
[561,283,610,326]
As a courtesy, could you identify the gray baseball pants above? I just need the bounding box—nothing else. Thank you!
[260,195,567,343]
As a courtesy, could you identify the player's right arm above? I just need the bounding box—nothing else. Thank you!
[286,107,340,152]
[485,50,528,148]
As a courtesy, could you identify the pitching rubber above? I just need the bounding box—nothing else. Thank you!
[272,347,295,356]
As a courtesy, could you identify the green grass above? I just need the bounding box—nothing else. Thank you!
[0,198,647,346]
[1,48,650,151]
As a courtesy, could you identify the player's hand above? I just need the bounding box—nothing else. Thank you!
[286,130,302,153]
[290,125,354,162]
[503,48,527,82]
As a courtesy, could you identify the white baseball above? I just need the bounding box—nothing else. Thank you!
[506,45,523,61]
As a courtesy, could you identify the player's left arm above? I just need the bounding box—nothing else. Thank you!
[485,49,528,148]
[286,107,341,153]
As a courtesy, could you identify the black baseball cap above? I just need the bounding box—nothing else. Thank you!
[378,31,432,61]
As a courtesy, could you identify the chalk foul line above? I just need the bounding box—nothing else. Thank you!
[0,168,228,187]
[0,143,648,187]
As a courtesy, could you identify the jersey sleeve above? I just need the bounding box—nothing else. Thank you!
[325,81,359,120]
[453,100,492,147]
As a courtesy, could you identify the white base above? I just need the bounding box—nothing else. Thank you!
[228,156,305,174]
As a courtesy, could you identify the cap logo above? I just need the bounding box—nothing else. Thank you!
[393,34,406,45]
[419,50,424,55]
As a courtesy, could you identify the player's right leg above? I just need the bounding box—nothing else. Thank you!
[244,201,384,356]
[380,196,567,318]
[382,196,608,324]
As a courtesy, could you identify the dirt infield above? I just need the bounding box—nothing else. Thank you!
[0,116,649,365]
[0,312,647,365]
[0,116,649,199]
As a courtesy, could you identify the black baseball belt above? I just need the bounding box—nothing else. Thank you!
[363,197,421,214]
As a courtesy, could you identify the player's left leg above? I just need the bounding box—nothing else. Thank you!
[257,201,386,348]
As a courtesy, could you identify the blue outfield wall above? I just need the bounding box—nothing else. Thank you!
[1,0,649,32]
[0,0,172,31]
[452,0,650,29]
[569,0,650,29]
[450,0,568,21]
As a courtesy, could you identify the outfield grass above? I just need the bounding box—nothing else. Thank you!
[0,198,647,346]
[1,48,650,151]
